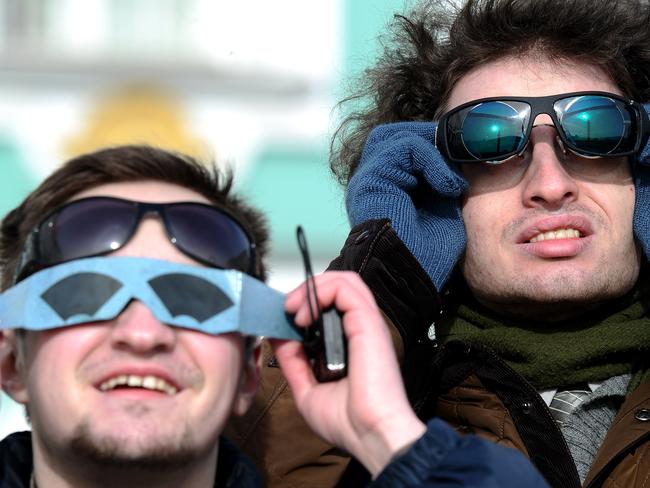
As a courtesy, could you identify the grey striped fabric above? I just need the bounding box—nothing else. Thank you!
[549,385,591,425]
[561,375,629,483]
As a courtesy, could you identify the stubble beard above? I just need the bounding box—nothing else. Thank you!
[67,411,202,471]
[462,249,642,321]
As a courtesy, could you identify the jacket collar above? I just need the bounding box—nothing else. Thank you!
[0,431,32,488]
[584,379,650,487]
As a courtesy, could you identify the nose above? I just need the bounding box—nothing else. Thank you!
[110,301,176,355]
[520,124,579,210]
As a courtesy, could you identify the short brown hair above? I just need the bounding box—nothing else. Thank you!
[331,0,650,184]
[0,145,270,290]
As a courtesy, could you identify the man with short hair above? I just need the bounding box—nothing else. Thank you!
[226,0,650,487]
[0,145,549,487]
[0,146,270,488]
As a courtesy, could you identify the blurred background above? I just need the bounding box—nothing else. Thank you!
[0,0,408,438]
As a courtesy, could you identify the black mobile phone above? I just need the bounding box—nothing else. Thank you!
[302,307,347,382]
[296,226,348,382]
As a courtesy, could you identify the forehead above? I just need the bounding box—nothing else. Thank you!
[446,55,623,112]
[71,180,212,205]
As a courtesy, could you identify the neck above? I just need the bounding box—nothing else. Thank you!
[465,278,642,324]
[31,436,219,488]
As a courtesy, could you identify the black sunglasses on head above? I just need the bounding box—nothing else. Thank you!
[435,91,650,164]
[14,196,257,283]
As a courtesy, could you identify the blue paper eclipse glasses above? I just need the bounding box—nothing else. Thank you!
[435,91,650,164]
[14,196,256,284]
[0,257,300,340]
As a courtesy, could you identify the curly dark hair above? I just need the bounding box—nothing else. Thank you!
[0,145,270,290]
[331,0,650,184]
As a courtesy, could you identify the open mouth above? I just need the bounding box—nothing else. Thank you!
[98,375,178,395]
[528,228,582,243]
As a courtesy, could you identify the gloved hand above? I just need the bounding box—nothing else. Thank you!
[346,121,468,290]
[633,104,650,258]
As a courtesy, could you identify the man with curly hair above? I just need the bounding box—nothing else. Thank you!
[226,0,650,487]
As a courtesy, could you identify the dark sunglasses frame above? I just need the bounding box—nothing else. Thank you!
[435,91,650,164]
[14,196,257,284]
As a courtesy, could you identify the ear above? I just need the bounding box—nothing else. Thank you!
[231,338,262,416]
[0,330,30,404]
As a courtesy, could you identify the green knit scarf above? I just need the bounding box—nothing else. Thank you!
[437,280,650,390]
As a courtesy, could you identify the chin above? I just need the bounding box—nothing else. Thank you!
[67,421,203,469]
[475,276,637,322]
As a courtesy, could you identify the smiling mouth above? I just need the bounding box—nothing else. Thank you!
[528,228,582,243]
[99,375,178,395]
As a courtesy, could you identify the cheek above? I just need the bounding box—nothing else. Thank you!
[23,327,106,397]
[461,200,489,271]
[627,183,636,214]
[461,194,515,277]
[185,331,243,359]
[462,195,502,242]
[588,159,633,223]
[23,346,82,428]
[183,333,245,390]
[625,184,636,228]
[182,334,246,431]
[594,182,635,236]
[616,186,636,244]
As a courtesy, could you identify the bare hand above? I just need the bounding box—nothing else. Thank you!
[271,271,426,477]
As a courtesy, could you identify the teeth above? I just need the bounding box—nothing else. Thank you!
[99,374,178,395]
[530,228,581,243]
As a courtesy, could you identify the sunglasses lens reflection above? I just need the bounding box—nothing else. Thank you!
[459,101,530,160]
[556,95,632,155]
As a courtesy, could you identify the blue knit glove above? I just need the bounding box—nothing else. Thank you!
[346,121,468,290]
[633,103,650,258]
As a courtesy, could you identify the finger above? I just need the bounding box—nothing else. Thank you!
[285,281,308,313]
[311,273,378,317]
[294,277,394,361]
[326,272,376,304]
[413,137,467,197]
[290,275,378,327]
[287,272,376,314]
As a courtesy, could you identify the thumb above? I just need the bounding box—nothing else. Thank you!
[411,135,468,197]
